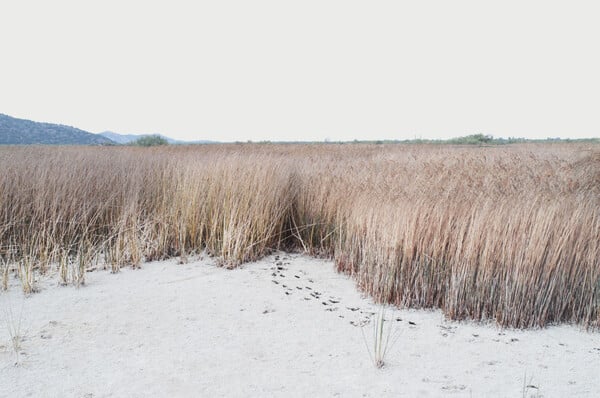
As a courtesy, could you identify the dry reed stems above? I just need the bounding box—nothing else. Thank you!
[0,143,598,328]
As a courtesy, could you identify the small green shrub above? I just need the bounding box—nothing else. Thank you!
[132,135,168,147]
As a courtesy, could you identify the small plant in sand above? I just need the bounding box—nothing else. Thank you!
[72,252,85,287]
[1,256,10,291]
[2,297,25,365]
[18,256,37,294]
[71,243,93,287]
[361,306,399,369]
[58,249,69,286]
[106,234,126,274]
[521,373,541,397]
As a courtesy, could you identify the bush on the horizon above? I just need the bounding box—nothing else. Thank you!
[132,135,168,147]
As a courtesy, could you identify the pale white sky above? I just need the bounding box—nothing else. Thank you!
[1,1,599,142]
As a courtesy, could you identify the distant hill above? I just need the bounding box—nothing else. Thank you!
[99,131,151,144]
[0,114,115,145]
[100,131,217,145]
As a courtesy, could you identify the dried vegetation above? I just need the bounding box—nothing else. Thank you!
[0,143,598,328]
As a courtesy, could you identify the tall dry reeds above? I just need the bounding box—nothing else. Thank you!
[0,143,598,328]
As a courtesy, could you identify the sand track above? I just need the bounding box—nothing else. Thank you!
[1,254,599,397]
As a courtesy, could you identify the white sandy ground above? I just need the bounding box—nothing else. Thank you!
[0,253,599,398]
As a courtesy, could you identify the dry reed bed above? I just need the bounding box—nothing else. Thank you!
[0,144,598,328]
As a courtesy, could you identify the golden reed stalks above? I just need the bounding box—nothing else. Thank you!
[0,143,598,328]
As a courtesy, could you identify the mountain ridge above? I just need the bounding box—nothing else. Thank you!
[0,114,115,145]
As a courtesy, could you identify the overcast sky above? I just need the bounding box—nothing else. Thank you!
[1,1,598,142]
